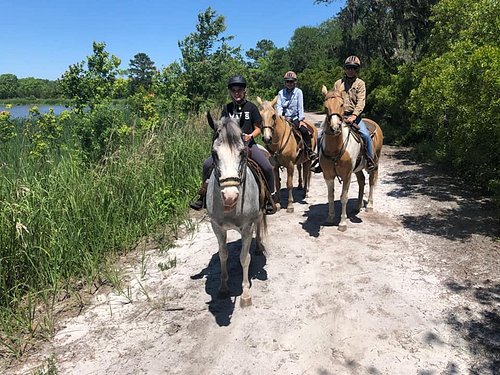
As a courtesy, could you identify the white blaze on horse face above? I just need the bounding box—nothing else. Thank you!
[329,114,343,132]
[261,113,274,144]
[216,143,242,211]
[262,124,273,143]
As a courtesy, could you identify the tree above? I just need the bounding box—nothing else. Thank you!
[177,7,244,112]
[245,39,276,68]
[60,41,121,111]
[0,74,18,99]
[128,53,156,94]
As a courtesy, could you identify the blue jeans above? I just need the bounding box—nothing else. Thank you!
[357,119,374,159]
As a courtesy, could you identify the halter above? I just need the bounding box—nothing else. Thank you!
[262,116,293,158]
[213,139,249,188]
[320,120,352,183]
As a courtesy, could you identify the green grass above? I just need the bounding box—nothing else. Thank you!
[0,113,211,359]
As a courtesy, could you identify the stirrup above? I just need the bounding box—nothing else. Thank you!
[265,200,276,215]
[189,197,205,210]
[310,157,322,173]
[366,158,377,172]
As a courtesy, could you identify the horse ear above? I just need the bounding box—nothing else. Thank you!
[271,96,278,107]
[321,85,328,96]
[256,96,262,105]
[207,111,215,130]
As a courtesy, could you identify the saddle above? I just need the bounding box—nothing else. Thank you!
[349,120,377,142]
[348,120,377,169]
[247,152,277,214]
[285,118,313,157]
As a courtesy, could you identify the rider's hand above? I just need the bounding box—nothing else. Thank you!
[345,115,357,124]
[243,133,253,143]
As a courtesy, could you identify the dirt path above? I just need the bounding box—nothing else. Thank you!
[8,113,499,375]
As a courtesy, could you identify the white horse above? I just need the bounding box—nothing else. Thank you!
[206,112,266,307]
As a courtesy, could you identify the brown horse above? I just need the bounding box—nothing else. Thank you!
[256,96,318,213]
[319,85,383,231]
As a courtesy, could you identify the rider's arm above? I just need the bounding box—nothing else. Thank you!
[276,90,284,115]
[352,80,366,117]
[297,89,305,122]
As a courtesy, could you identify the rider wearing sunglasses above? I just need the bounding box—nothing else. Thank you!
[334,56,377,172]
[276,71,319,168]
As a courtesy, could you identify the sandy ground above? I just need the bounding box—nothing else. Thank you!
[5,113,499,375]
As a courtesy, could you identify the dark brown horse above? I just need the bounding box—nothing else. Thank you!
[319,86,383,230]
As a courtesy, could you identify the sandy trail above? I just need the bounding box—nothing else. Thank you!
[7,113,499,375]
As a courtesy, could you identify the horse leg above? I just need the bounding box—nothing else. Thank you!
[304,161,311,198]
[239,224,254,307]
[213,228,229,297]
[273,165,281,210]
[297,164,303,190]
[366,169,378,212]
[325,178,335,224]
[255,212,265,255]
[355,171,365,213]
[338,174,352,231]
[286,165,294,213]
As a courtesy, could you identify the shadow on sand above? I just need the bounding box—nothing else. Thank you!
[190,238,267,326]
[386,149,499,240]
[444,280,500,374]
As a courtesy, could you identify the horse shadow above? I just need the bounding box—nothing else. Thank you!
[190,238,267,326]
[275,186,310,209]
[300,199,363,237]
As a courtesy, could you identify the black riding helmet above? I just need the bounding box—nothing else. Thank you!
[227,75,247,88]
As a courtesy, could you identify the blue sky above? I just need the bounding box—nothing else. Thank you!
[2,0,344,80]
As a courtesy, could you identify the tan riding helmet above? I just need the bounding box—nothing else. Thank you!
[344,56,361,68]
[284,71,297,81]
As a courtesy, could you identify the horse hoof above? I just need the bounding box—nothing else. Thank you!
[287,207,294,213]
[366,207,373,213]
[240,296,252,308]
[338,225,347,232]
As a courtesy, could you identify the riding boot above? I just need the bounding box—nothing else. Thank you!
[189,181,208,210]
[366,157,378,172]
[301,136,317,163]
[265,200,276,215]
[310,155,322,173]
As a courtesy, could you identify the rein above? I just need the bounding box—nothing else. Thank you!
[320,122,352,183]
[213,141,250,209]
[263,116,293,159]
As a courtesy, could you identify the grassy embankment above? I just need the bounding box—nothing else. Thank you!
[0,113,211,359]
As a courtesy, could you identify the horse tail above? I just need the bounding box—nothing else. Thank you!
[256,211,268,256]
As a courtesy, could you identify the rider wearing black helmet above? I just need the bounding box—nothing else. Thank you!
[190,75,276,214]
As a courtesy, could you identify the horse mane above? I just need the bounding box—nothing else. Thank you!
[324,89,342,100]
[218,116,243,151]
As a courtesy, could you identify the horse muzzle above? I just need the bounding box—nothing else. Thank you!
[221,186,239,212]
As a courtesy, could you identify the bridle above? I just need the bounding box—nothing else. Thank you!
[212,134,249,188]
[262,115,293,156]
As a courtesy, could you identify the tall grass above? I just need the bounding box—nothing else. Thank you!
[0,113,211,359]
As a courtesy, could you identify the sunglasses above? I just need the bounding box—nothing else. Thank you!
[345,66,358,70]
[285,80,295,83]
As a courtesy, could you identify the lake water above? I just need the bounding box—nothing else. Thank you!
[0,105,70,119]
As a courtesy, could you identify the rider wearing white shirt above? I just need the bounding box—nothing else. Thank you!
[276,71,319,167]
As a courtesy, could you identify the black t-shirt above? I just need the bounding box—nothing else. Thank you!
[222,101,262,136]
